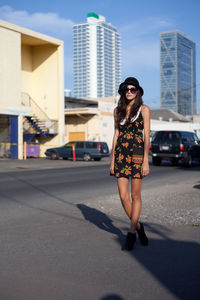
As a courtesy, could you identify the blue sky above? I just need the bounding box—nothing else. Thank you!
[0,0,200,112]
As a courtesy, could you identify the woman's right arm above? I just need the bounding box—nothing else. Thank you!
[110,108,119,174]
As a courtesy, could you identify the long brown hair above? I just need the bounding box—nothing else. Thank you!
[116,90,143,127]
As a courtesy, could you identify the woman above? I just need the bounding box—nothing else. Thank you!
[110,77,150,251]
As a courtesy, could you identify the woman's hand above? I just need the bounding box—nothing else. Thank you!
[141,161,149,177]
[110,161,115,175]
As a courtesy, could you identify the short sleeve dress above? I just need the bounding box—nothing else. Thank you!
[114,106,144,179]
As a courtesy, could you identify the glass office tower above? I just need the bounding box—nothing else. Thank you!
[73,13,121,98]
[160,31,196,115]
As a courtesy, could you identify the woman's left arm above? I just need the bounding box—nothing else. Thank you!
[141,105,151,177]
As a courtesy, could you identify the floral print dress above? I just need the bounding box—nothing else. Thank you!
[114,106,144,179]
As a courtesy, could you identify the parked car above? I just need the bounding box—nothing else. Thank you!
[150,130,200,167]
[45,141,109,161]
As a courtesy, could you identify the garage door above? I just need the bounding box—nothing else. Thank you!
[68,132,85,141]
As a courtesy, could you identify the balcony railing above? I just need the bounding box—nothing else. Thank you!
[22,92,58,135]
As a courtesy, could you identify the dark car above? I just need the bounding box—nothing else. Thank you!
[150,130,200,167]
[45,141,109,161]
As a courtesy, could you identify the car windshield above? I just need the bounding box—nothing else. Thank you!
[154,132,180,143]
[64,142,74,148]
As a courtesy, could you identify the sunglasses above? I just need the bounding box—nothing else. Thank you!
[124,87,138,94]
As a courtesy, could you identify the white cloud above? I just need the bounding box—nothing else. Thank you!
[0,5,74,37]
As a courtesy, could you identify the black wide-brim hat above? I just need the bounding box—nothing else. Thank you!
[118,77,144,96]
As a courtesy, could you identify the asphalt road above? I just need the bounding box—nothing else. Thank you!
[0,160,199,300]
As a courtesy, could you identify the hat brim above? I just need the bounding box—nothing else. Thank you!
[118,82,144,96]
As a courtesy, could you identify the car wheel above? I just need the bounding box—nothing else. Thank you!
[184,153,192,167]
[152,157,161,166]
[63,157,68,160]
[83,153,91,161]
[94,158,101,161]
[50,151,59,160]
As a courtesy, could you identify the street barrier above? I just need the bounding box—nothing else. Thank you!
[72,144,76,162]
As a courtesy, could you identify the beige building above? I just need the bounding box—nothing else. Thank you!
[0,20,64,159]
[65,96,117,150]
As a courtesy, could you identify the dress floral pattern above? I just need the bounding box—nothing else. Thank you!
[114,107,144,179]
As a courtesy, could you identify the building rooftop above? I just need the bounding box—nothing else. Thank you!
[151,108,190,122]
[65,97,98,106]
[0,19,63,46]
[160,30,195,43]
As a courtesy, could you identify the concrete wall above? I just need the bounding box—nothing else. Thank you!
[21,44,33,95]
[21,43,64,119]
[31,45,59,119]
[99,101,115,150]
[87,115,100,141]
[100,114,114,151]
[0,27,21,110]
[21,42,65,156]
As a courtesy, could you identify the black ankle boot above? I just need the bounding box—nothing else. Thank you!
[123,232,136,251]
[136,222,148,246]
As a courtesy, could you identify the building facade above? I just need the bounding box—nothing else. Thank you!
[160,31,196,115]
[64,96,117,150]
[0,20,64,159]
[73,12,121,98]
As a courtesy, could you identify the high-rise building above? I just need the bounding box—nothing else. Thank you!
[160,31,196,115]
[73,12,121,98]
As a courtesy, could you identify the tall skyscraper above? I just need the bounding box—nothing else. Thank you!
[160,31,196,115]
[73,12,121,98]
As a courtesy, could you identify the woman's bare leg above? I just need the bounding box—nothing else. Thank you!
[130,178,142,233]
[117,177,132,218]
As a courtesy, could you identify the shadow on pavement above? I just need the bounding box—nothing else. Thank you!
[77,204,200,300]
[100,294,124,300]
[77,204,125,247]
[132,227,200,299]
[193,183,200,189]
